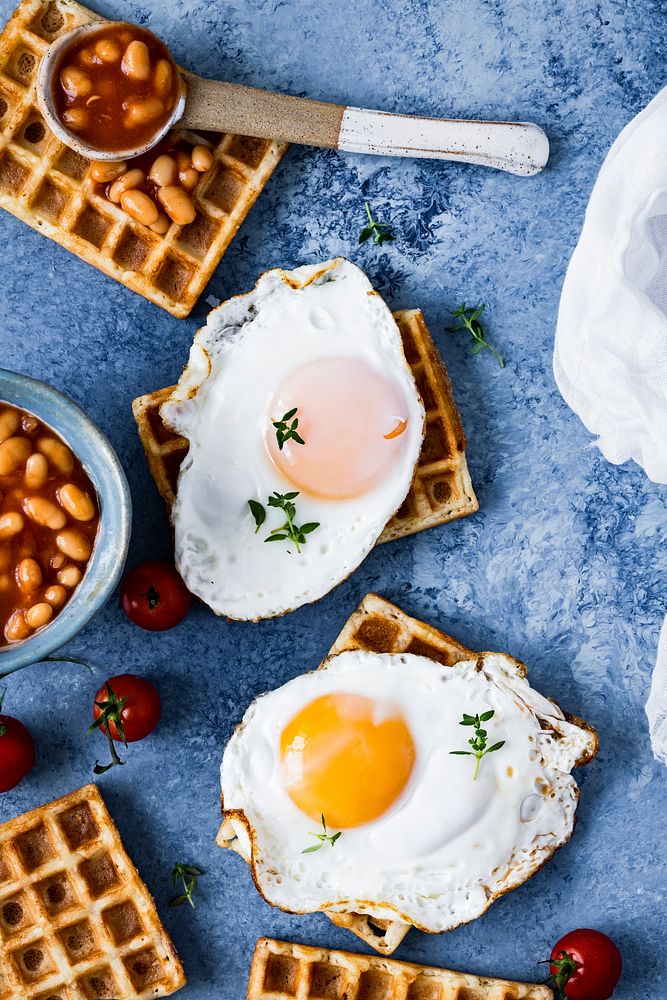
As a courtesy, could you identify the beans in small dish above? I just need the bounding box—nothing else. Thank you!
[53,23,180,153]
[0,404,100,647]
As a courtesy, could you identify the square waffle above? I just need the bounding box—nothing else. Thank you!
[217,593,598,955]
[0,0,286,317]
[132,308,479,543]
[247,938,553,1000]
[0,783,185,998]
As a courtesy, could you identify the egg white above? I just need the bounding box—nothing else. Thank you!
[220,650,597,932]
[160,259,424,620]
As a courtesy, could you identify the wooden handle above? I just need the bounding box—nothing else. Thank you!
[180,73,345,147]
[180,73,549,176]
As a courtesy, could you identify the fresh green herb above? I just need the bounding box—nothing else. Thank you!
[449,709,505,780]
[446,303,504,368]
[170,862,204,908]
[86,682,127,775]
[359,201,395,246]
[41,655,93,670]
[248,498,266,533]
[247,492,320,552]
[272,407,305,450]
[265,491,320,553]
[302,814,342,854]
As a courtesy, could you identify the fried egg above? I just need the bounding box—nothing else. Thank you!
[160,259,424,620]
[220,650,597,932]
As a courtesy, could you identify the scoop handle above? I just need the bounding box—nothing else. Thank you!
[180,74,549,176]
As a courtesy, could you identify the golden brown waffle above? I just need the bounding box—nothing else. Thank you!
[217,593,598,955]
[247,938,553,1000]
[132,308,478,542]
[0,0,286,317]
[0,784,185,998]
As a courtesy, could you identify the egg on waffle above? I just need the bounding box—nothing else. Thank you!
[218,600,598,940]
[160,259,426,620]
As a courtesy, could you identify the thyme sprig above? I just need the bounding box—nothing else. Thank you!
[449,709,505,780]
[170,862,204,908]
[446,303,504,367]
[272,408,305,450]
[302,814,342,854]
[248,492,319,553]
[359,202,395,246]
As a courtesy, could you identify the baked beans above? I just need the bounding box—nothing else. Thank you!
[89,159,128,184]
[89,136,214,232]
[158,184,196,225]
[0,404,99,647]
[107,168,145,204]
[120,188,159,226]
[192,144,214,172]
[53,24,180,153]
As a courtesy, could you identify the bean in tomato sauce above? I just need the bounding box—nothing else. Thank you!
[0,404,100,647]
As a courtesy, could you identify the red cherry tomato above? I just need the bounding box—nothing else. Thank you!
[0,710,35,792]
[121,560,191,631]
[92,674,161,743]
[549,929,622,999]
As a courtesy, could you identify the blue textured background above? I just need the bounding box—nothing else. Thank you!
[1,0,666,997]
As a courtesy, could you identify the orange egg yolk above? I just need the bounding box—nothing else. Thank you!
[266,357,410,499]
[280,693,416,828]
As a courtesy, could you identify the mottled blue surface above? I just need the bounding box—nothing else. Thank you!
[1,0,666,997]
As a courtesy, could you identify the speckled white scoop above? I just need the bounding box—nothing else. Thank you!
[220,649,596,932]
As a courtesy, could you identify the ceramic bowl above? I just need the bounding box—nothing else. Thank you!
[0,370,131,675]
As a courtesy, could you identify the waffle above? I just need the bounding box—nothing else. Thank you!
[247,938,553,1000]
[0,0,286,317]
[0,784,185,998]
[132,308,479,542]
[217,593,599,955]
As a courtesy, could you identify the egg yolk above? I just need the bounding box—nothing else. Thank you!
[280,693,416,828]
[266,358,411,499]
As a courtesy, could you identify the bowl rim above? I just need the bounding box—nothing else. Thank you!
[0,369,131,675]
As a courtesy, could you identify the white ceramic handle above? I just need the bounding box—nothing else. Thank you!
[338,108,549,176]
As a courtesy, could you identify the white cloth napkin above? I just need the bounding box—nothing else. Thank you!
[553,85,667,765]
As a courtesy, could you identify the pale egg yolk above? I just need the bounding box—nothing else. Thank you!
[266,358,410,499]
[280,693,416,828]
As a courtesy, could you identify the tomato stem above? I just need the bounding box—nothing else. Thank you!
[86,681,128,774]
[93,722,125,774]
[542,951,580,999]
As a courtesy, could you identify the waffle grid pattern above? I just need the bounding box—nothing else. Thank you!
[0,784,185,999]
[132,308,478,542]
[247,938,553,1000]
[0,0,286,317]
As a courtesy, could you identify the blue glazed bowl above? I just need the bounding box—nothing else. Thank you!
[0,370,131,675]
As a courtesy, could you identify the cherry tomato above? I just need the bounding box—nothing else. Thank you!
[92,674,161,743]
[120,560,191,632]
[0,705,35,792]
[549,929,622,999]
